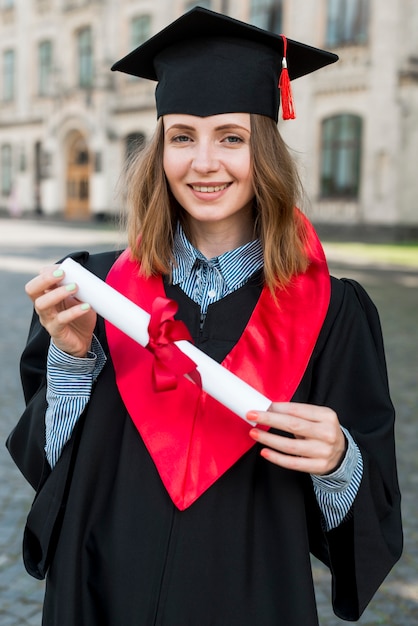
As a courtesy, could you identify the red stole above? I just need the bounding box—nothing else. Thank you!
[105,218,330,510]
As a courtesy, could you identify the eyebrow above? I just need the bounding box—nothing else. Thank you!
[164,123,250,133]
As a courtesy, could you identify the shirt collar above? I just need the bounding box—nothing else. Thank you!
[172,222,264,291]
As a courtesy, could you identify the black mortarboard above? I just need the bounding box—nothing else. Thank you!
[111,6,338,122]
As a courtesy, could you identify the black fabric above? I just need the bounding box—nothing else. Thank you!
[6,251,402,626]
[111,7,338,121]
[163,269,264,361]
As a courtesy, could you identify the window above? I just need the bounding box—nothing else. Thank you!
[326,0,369,47]
[38,40,53,96]
[35,141,42,182]
[250,0,282,33]
[1,144,12,196]
[320,115,362,199]
[3,49,15,101]
[184,1,211,10]
[131,15,151,48]
[77,27,93,88]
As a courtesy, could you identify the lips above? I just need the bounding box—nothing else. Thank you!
[189,183,231,193]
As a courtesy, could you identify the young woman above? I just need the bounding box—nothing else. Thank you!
[7,8,402,625]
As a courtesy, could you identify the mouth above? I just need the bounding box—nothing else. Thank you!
[189,183,231,193]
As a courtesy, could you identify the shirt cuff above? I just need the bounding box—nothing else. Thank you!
[45,336,106,468]
[311,427,363,531]
[47,336,107,394]
[311,427,361,492]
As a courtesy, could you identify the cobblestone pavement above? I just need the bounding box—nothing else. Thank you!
[0,217,417,625]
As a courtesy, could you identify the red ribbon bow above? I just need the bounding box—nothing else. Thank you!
[146,296,201,392]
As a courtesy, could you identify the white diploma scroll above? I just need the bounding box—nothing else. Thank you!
[60,257,272,422]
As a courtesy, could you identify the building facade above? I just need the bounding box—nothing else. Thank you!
[0,0,417,233]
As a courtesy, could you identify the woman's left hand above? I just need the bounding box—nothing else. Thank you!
[247,402,347,476]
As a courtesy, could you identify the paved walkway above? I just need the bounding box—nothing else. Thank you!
[0,217,417,625]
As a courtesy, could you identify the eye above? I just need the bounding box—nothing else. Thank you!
[171,134,192,143]
[222,135,244,144]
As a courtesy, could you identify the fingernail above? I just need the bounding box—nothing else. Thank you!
[247,411,259,422]
[53,268,64,278]
[80,303,91,311]
[65,283,76,292]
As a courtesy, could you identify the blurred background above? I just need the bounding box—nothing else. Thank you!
[0,0,417,241]
[0,1,417,625]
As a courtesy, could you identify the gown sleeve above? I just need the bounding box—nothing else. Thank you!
[7,309,52,491]
[5,250,116,579]
[304,277,403,620]
[6,251,90,489]
[5,306,83,578]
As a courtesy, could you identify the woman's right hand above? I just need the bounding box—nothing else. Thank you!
[25,266,97,358]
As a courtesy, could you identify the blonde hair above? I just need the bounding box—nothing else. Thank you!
[250,114,309,290]
[124,114,309,292]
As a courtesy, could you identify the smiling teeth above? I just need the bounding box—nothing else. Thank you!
[192,184,229,193]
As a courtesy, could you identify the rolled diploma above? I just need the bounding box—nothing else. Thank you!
[60,257,272,421]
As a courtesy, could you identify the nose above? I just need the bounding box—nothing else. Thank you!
[191,140,219,173]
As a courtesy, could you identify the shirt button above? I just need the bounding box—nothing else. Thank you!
[208,289,216,298]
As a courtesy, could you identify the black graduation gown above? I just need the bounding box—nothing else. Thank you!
[6,250,402,626]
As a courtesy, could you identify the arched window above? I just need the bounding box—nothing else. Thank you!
[125,132,146,161]
[326,0,369,47]
[320,114,362,199]
[66,132,90,218]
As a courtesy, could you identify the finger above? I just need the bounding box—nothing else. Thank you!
[33,282,81,315]
[249,420,347,475]
[249,428,339,474]
[270,402,336,423]
[258,446,333,475]
[42,302,94,358]
[247,405,339,439]
[25,266,66,301]
[249,427,330,460]
[246,410,316,440]
[53,302,92,328]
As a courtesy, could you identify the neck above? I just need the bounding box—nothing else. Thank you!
[186,216,256,259]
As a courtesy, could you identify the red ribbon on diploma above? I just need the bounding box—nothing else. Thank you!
[146,296,201,392]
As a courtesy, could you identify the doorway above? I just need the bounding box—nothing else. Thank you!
[65,132,90,219]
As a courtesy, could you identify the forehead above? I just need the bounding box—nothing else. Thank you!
[163,113,251,131]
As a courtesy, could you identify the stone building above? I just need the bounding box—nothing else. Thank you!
[0,0,417,235]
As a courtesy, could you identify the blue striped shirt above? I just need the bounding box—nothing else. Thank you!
[44,225,363,530]
[172,222,264,316]
[46,336,107,468]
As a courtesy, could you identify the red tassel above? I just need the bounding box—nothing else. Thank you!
[278,35,296,120]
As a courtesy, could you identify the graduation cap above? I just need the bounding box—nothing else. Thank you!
[111,6,338,122]
[112,7,338,121]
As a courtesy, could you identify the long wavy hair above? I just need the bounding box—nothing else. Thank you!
[124,113,309,292]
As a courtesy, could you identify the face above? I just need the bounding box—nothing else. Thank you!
[163,113,255,246]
